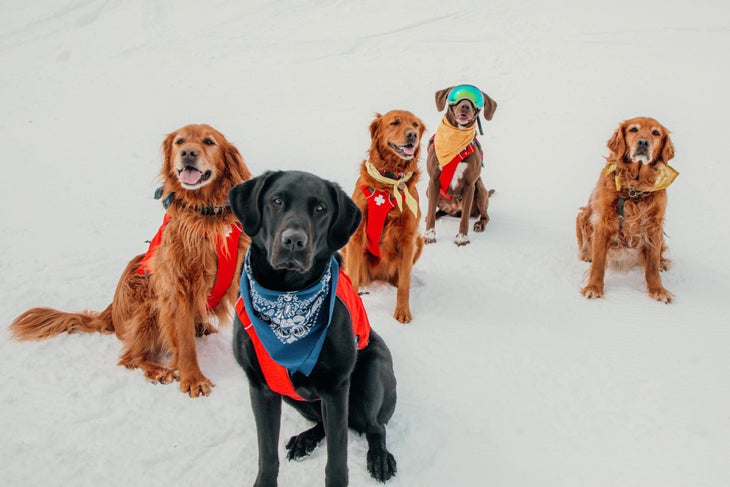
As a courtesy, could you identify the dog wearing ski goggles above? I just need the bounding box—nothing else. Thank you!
[424,84,497,246]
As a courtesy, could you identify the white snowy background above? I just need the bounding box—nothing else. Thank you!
[1,1,729,486]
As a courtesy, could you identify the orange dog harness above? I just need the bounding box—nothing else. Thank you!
[137,213,242,310]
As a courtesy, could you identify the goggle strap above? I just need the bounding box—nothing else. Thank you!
[477,116,484,136]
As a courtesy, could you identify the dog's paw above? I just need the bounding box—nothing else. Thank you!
[195,321,218,336]
[660,258,673,272]
[393,307,412,324]
[286,425,325,461]
[367,446,397,482]
[580,285,604,299]
[143,365,178,385]
[454,233,470,246]
[180,373,214,398]
[649,287,673,304]
[473,216,489,232]
[423,228,436,244]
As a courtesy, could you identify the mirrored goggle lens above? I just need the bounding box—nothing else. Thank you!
[447,85,484,109]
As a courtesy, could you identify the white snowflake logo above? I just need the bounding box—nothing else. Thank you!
[374,194,386,206]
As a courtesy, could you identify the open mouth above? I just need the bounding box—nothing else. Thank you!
[388,142,416,160]
[177,166,213,188]
[631,149,652,163]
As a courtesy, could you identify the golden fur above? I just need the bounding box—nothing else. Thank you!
[344,110,426,323]
[576,117,676,303]
[10,124,251,396]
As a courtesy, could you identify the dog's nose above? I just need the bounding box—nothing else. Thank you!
[281,228,308,250]
[406,130,417,144]
[181,147,199,163]
[637,139,650,149]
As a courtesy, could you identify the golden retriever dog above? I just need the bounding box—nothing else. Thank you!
[344,110,426,323]
[10,124,252,396]
[576,117,678,303]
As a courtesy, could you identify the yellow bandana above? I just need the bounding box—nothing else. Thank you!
[365,161,419,217]
[602,160,679,192]
[433,117,476,168]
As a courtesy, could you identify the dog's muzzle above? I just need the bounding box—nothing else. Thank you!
[632,138,652,163]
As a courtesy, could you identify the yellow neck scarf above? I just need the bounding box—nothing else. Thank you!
[433,117,476,168]
[365,161,419,217]
[602,160,679,192]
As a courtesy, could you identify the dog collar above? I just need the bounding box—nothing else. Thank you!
[364,161,418,217]
[602,160,679,192]
[154,187,230,216]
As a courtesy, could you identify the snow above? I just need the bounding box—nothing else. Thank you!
[1,1,729,486]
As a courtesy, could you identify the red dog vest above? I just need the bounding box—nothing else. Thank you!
[429,136,482,200]
[361,185,398,257]
[235,270,371,402]
[137,213,242,310]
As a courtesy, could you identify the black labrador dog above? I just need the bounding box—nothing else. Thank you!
[229,170,398,486]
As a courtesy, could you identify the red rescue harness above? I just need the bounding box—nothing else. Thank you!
[361,185,400,258]
[235,270,371,402]
[137,213,242,310]
[429,136,482,200]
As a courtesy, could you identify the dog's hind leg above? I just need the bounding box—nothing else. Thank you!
[349,332,397,482]
[472,180,492,233]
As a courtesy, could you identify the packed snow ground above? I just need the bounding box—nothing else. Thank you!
[1,1,729,486]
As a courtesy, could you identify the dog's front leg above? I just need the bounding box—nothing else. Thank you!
[581,227,611,299]
[161,302,213,397]
[250,385,282,487]
[393,241,415,323]
[423,171,441,244]
[643,239,673,303]
[455,182,476,246]
[321,385,350,487]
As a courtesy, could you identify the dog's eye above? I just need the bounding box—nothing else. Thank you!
[390,120,400,126]
[203,138,214,145]
[413,122,419,128]
[314,204,326,213]
[628,127,639,133]
[272,197,283,206]
[651,130,661,136]
[175,138,184,145]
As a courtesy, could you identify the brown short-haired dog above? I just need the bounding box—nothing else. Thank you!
[10,124,252,396]
[424,85,497,246]
[576,116,678,303]
[344,110,426,323]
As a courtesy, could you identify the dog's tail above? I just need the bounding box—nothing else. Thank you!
[9,304,114,341]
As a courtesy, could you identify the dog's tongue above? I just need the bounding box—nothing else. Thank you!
[179,167,203,185]
[401,145,415,156]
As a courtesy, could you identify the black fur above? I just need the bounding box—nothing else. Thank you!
[229,170,398,486]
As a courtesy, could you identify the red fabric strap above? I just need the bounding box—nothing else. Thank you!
[236,269,370,402]
[361,185,396,257]
[137,214,241,310]
[437,141,477,200]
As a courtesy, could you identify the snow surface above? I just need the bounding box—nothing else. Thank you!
[2,1,729,486]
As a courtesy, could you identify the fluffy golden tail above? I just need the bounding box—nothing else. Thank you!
[9,305,114,341]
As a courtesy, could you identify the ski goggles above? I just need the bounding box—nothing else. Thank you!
[447,84,484,109]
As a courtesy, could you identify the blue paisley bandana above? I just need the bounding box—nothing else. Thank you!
[239,250,339,376]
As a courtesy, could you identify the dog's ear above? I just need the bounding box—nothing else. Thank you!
[228,171,279,237]
[481,91,497,121]
[607,123,627,160]
[326,181,362,251]
[161,130,177,183]
[660,130,675,163]
[223,142,252,183]
[434,87,454,112]
[369,113,383,140]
